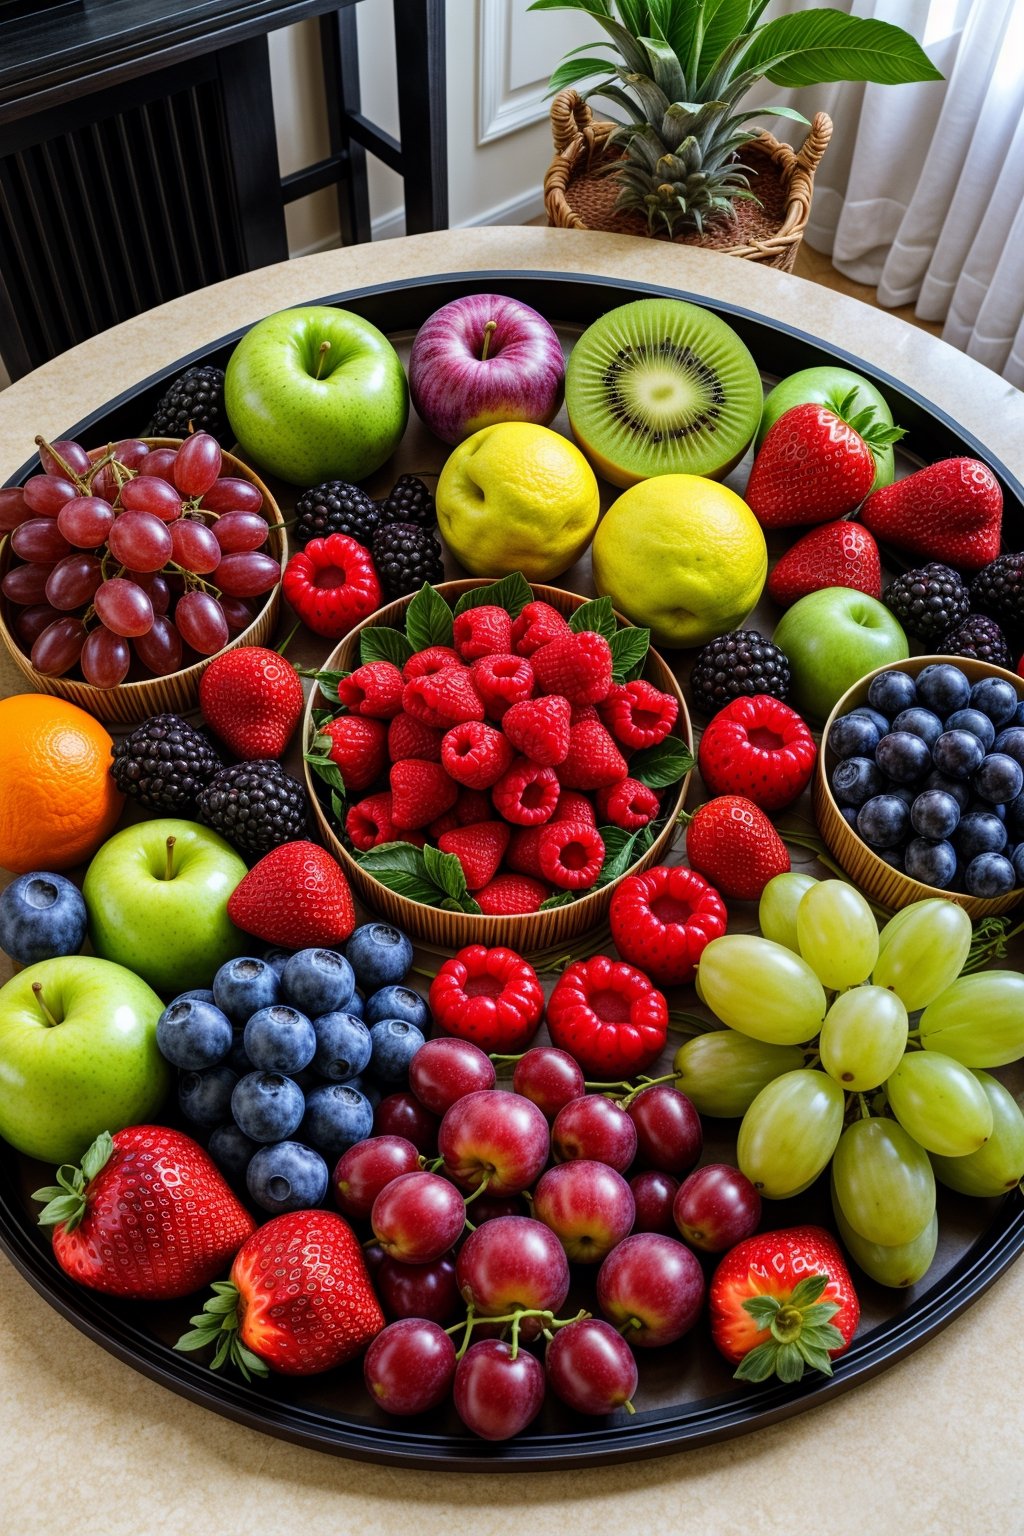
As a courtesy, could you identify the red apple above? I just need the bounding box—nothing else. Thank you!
[439,1087,550,1195]
[409,294,565,445]
[629,1170,680,1234]
[627,1084,703,1175]
[532,1160,635,1263]
[370,1170,466,1264]
[596,1232,705,1347]
[333,1134,421,1220]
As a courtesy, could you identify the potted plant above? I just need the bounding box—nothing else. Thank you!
[535,1,941,268]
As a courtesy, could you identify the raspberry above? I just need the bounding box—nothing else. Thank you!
[454,789,493,826]
[531,630,613,706]
[546,955,668,1077]
[537,821,606,890]
[558,719,628,790]
[502,694,571,766]
[595,777,661,830]
[390,760,458,829]
[511,601,572,656]
[609,865,728,987]
[437,821,511,890]
[402,646,462,682]
[387,712,443,763]
[346,791,398,851]
[492,757,561,826]
[474,873,551,915]
[600,680,678,750]
[336,661,405,719]
[281,534,382,639]
[698,695,816,812]
[471,653,535,718]
[552,789,597,826]
[453,605,513,661]
[440,720,513,789]
[402,668,486,729]
[321,716,388,794]
[428,945,544,1052]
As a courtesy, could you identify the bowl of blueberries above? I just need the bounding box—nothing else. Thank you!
[814,655,1024,917]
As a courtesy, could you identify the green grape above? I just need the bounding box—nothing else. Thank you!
[871,899,972,1010]
[885,1050,994,1156]
[918,971,1024,1067]
[697,935,827,1045]
[672,1030,805,1118]
[758,872,817,953]
[831,1117,936,1246]
[819,986,908,1090]
[831,1180,939,1288]
[931,1071,1024,1196]
[736,1069,845,1198]
[796,879,879,989]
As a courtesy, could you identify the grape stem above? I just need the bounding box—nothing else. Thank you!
[446,1305,590,1360]
[461,1176,491,1208]
[34,435,89,493]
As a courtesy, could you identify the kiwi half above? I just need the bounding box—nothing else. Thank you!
[565,297,763,488]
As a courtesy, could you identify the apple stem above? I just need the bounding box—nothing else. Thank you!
[480,320,497,362]
[314,340,331,380]
[165,835,176,881]
[32,982,60,1028]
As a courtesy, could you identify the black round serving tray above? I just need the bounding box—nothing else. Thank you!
[2,268,1023,1471]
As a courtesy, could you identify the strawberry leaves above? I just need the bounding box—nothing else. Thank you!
[359,625,415,667]
[405,582,455,651]
[304,731,346,794]
[453,571,533,619]
[733,1273,846,1383]
[631,737,694,787]
[569,595,617,640]
[355,841,482,914]
[174,1280,270,1381]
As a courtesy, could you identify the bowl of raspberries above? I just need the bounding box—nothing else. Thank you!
[815,653,1024,917]
[301,574,693,949]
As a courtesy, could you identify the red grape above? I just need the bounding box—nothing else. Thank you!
[463,1194,528,1225]
[88,462,120,503]
[121,475,183,521]
[220,595,254,634]
[551,1095,637,1173]
[112,439,150,470]
[596,1232,705,1347]
[23,474,76,516]
[439,1090,550,1197]
[364,1319,456,1417]
[215,551,280,598]
[11,518,71,563]
[173,431,222,496]
[373,1091,440,1154]
[80,625,131,687]
[333,1134,421,1220]
[371,1170,466,1265]
[0,488,31,532]
[532,1160,635,1264]
[38,438,90,478]
[629,1170,679,1235]
[3,562,55,605]
[376,1253,460,1323]
[627,1085,703,1175]
[30,616,86,676]
[173,590,228,654]
[454,1340,545,1440]
[672,1164,761,1253]
[213,511,269,553]
[170,518,221,575]
[512,1047,585,1120]
[128,571,170,614]
[455,1216,569,1338]
[45,554,103,611]
[94,576,154,637]
[138,448,178,480]
[545,1318,638,1416]
[57,496,115,548]
[134,615,183,676]
[108,510,173,572]
[14,603,60,645]
[201,477,263,513]
[409,1037,496,1117]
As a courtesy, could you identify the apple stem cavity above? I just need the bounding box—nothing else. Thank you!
[480,320,498,362]
[31,982,60,1028]
[164,835,177,882]
[314,340,332,380]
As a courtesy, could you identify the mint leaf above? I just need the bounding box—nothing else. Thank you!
[360,625,414,667]
[356,841,429,877]
[304,751,345,794]
[405,582,454,651]
[329,789,346,826]
[595,822,655,885]
[356,839,480,911]
[423,844,471,903]
[538,890,577,910]
[365,871,452,903]
[308,668,350,706]
[569,595,616,640]
[631,738,694,788]
[453,572,533,619]
[608,625,650,682]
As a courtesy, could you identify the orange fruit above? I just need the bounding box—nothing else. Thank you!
[0,695,124,874]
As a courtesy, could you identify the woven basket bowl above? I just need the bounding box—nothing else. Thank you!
[814,654,1024,919]
[544,89,832,273]
[304,579,693,953]
[0,439,286,726]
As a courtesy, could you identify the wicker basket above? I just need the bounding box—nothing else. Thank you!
[544,89,832,273]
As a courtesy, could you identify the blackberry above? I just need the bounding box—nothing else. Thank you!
[689,630,791,715]
[197,760,309,858]
[146,365,227,442]
[378,474,436,529]
[937,613,1013,669]
[371,521,444,600]
[293,481,381,549]
[111,713,221,814]
[970,552,1024,630]
[883,563,970,642]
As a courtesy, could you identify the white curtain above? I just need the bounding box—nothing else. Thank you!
[749,0,1024,386]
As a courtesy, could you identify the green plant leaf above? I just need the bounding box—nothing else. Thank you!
[595,822,655,885]
[609,625,650,681]
[423,843,472,903]
[538,890,578,910]
[696,0,755,82]
[569,595,617,639]
[307,668,350,706]
[529,0,612,12]
[303,752,345,794]
[631,737,694,787]
[548,54,619,92]
[360,625,414,667]
[453,572,534,619]
[739,11,943,88]
[356,841,430,877]
[330,789,346,826]
[405,582,454,652]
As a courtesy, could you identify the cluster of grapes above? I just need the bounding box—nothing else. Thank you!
[0,434,279,688]
[675,875,1024,1288]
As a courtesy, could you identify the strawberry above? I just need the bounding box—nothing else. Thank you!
[546,955,667,1077]
[440,719,513,789]
[511,600,571,656]
[199,646,305,760]
[745,403,878,528]
[684,794,789,900]
[506,825,546,878]
[532,630,613,706]
[403,667,486,729]
[767,520,881,606]
[454,788,495,826]
[609,865,727,986]
[709,1225,859,1382]
[599,680,678,750]
[429,945,544,1052]
[346,790,398,850]
[557,718,628,790]
[336,661,405,718]
[474,872,551,914]
[427,809,461,840]
[34,1127,255,1300]
[387,711,443,763]
[176,1210,383,1377]
[390,758,458,829]
[471,653,536,718]
[438,821,511,890]
[282,534,382,638]
[859,457,1002,572]
[320,715,388,793]
[697,696,817,812]
[502,694,571,766]
[227,840,356,946]
[452,604,513,661]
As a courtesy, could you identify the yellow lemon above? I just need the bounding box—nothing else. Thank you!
[592,475,767,648]
[436,422,600,581]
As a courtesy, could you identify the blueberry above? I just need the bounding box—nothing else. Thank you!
[281,947,356,1018]
[876,846,906,872]
[904,837,958,888]
[213,957,280,1026]
[993,727,1024,767]
[1012,701,1024,728]
[312,1010,372,1082]
[828,713,882,759]
[856,795,911,849]
[156,997,233,1070]
[344,1075,382,1111]
[1012,845,1024,886]
[246,1141,329,1214]
[973,753,1024,806]
[208,1121,260,1183]
[955,811,1007,861]
[964,852,1016,898]
[176,988,217,1005]
[890,785,917,807]
[369,1018,426,1084]
[231,1071,305,1143]
[868,670,918,718]
[346,991,365,1018]
[849,706,892,735]
[226,1031,255,1076]
[875,731,932,785]
[933,729,986,780]
[910,790,961,841]
[244,1005,317,1074]
[921,769,972,810]
[0,872,87,965]
[916,664,971,718]
[364,985,431,1031]
[969,677,1019,726]
[178,1065,238,1127]
[944,709,996,749]
[891,708,944,748]
[303,1083,375,1160]
[263,947,294,978]
[831,756,884,808]
[1007,791,1024,838]
[841,806,859,829]
[346,923,414,991]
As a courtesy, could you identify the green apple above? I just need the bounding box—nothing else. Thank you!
[225,305,409,486]
[0,955,169,1163]
[83,820,248,996]
[773,587,909,721]
[758,366,903,491]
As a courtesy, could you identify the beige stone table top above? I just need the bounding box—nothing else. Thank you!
[1,228,1022,1536]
